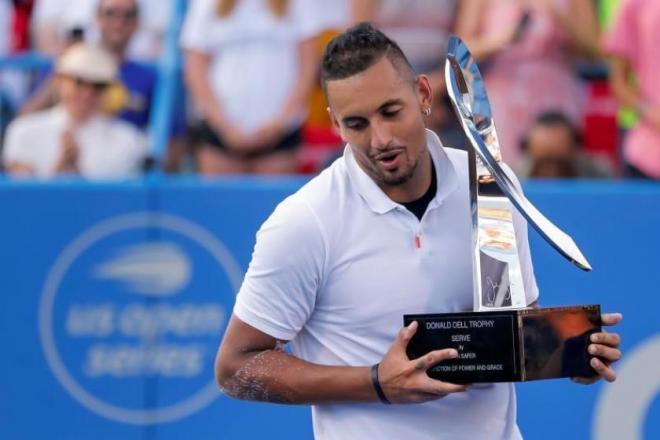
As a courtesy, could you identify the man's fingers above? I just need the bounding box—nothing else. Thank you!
[434,381,470,394]
[601,313,622,326]
[411,348,459,371]
[591,332,620,347]
[421,376,470,395]
[589,344,621,362]
[394,321,418,352]
[591,357,616,382]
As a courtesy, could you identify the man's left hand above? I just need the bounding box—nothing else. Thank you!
[572,313,622,385]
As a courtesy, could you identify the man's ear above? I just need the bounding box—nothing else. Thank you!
[416,74,433,111]
[326,106,346,141]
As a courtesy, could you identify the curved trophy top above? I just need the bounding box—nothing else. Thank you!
[445,36,592,272]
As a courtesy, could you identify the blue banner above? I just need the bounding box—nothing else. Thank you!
[0,179,657,439]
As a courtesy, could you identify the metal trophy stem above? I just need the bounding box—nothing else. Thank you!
[444,36,592,311]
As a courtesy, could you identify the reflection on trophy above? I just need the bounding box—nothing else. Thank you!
[445,36,591,311]
[404,37,601,383]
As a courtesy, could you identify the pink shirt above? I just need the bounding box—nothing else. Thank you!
[478,0,586,166]
[603,0,660,177]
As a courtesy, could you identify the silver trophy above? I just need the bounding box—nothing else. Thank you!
[403,37,601,383]
[444,36,591,311]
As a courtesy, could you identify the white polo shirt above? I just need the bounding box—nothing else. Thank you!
[234,130,539,440]
[3,106,147,180]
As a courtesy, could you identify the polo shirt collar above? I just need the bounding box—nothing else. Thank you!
[344,129,460,215]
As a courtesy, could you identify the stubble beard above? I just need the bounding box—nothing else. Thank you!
[372,151,419,186]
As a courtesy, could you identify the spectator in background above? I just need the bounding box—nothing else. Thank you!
[456,0,600,166]
[22,0,187,170]
[602,0,660,179]
[3,44,147,179]
[24,0,155,124]
[119,0,172,61]
[182,0,320,174]
[516,111,613,179]
[30,0,98,56]
[31,0,170,61]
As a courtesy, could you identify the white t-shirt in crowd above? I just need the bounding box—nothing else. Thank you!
[3,106,147,180]
[180,0,322,133]
[234,130,538,440]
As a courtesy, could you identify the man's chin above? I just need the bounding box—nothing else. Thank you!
[380,169,414,186]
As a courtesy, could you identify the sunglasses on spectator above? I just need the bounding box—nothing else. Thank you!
[67,76,111,92]
[99,8,138,20]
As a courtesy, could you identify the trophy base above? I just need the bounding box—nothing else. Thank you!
[404,305,601,383]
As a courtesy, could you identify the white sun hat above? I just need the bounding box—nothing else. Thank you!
[56,43,118,84]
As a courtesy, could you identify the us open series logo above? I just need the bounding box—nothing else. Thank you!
[38,213,243,425]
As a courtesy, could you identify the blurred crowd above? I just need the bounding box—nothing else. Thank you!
[0,0,658,180]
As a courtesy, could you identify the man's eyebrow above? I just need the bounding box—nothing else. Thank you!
[341,99,405,125]
[378,98,404,111]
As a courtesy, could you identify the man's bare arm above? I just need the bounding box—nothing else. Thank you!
[215,315,467,405]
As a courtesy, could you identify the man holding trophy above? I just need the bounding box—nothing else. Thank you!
[214,23,622,439]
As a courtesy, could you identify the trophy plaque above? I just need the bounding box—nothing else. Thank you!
[404,37,601,383]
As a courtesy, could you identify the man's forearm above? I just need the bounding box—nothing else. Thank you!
[219,348,377,405]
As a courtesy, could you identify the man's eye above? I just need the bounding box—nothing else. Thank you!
[347,120,367,131]
[382,109,400,118]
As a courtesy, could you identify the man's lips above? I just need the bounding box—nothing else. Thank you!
[373,148,405,170]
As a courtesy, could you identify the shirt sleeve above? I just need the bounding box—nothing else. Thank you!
[504,164,540,306]
[233,196,326,341]
[179,0,214,52]
[602,0,638,63]
[3,117,33,167]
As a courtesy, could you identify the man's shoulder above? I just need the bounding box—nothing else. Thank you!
[3,109,60,163]
[438,146,469,188]
[274,156,352,228]
[292,155,351,203]
[438,146,523,188]
[442,146,468,168]
[7,109,56,136]
[93,115,146,147]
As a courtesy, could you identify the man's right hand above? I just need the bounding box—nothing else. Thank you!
[55,128,80,174]
[377,321,469,404]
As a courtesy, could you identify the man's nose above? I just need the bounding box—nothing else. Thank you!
[370,120,393,149]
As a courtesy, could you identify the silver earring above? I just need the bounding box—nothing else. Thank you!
[423,107,431,116]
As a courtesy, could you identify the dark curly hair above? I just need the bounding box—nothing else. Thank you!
[321,22,415,94]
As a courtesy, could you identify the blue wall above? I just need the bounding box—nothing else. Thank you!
[0,179,658,439]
